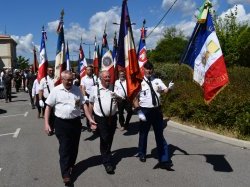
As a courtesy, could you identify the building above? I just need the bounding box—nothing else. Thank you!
[0,35,17,70]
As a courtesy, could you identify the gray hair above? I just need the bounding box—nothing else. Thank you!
[99,70,109,80]
[61,70,72,79]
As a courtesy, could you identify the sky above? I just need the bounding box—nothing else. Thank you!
[0,0,249,62]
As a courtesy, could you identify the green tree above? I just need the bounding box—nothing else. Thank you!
[148,27,188,64]
[16,56,30,70]
[213,6,250,67]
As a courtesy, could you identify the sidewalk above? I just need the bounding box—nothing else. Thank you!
[168,120,250,150]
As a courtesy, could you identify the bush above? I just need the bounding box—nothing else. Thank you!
[154,63,250,138]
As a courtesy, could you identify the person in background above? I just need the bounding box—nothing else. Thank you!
[134,61,174,169]
[80,65,97,132]
[32,78,44,118]
[13,70,22,92]
[2,69,12,102]
[44,70,96,186]
[114,70,133,131]
[25,66,37,109]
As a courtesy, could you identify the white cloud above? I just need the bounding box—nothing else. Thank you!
[162,0,196,15]
[11,34,34,59]
[175,20,196,37]
[220,4,250,24]
[227,0,250,4]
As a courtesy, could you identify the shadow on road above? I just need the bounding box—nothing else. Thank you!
[10,99,28,102]
[112,147,138,168]
[150,144,233,172]
[0,108,7,114]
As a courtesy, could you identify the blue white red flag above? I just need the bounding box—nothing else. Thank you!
[54,13,66,86]
[38,27,48,81]
[66,41,71,71]
[117,0,143,101]
[79,44,87,79]
[181,11,229,104]
[137,22,147,77]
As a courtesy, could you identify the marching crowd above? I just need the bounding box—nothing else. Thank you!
[1,62,175,186]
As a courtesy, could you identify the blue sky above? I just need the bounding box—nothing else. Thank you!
[0,0,249,62]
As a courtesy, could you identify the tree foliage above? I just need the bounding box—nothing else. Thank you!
[16,55,30,70]
[148,27,188,63]
[213,6,250,67]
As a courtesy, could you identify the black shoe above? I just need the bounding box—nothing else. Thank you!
[159,161,173,169]
[32,105,35,109]
[139,155,146,162]
[104,165,114,174]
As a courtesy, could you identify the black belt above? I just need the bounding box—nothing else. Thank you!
[55,116,81,121]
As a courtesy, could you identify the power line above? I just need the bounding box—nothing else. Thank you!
[146,0,178,39]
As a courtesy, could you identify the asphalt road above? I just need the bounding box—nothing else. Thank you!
[0,89,250,187]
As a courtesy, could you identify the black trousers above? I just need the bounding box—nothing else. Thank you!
[4,86,11,102]
[54,116,82,177]
[118,99,133,128]
[94,114,117,166]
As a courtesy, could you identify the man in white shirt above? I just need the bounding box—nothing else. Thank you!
[80,65,97,131]
[134,62,174,169]
[89,70,123,174]
[39,67,55,133]
[44,70,96,186]
[114,70,133,131]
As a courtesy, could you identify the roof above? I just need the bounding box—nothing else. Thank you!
[0,35,17,45]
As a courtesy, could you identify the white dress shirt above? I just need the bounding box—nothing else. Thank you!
[32,79,40,97]
[139,76,167,108]
[114,79,127,98]
[39,75,55,98]
[89,84,119,117]
[45,84,85,119]
[80,75,97,95]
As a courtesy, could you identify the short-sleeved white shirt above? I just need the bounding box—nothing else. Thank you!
[114,79,127,98]
[32,79,40,97]
[45,84,85,119]
[39,75,55,98]
[80,75,97,95]
[89,84,119,117]
[139,76,167,108]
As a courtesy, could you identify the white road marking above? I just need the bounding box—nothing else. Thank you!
[0,128,21,138]
[0,168,2,172]
[0,112,28,118]
[13,128,21,138]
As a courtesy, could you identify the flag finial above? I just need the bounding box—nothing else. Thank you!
[60,9,64,20]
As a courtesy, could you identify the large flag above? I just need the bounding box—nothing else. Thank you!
[101,28,115,85]
[117,0,143,101]
[37,26,48,81]
[93,37,99,76]
[137,20,148,77]
[112,32,119,82]
[32,46,39,73]
[54,10,66,86]
[181,9,229,104]
[66,41,71,71]
[79,43,87,79]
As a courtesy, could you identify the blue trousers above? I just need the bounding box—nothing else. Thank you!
[138,107,169,162]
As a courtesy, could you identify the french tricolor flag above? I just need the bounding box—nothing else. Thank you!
[79,43,87,79]
[38,27,48,81]
[54,12,66,86]
[117,0,143,101]
[137,21,147,77]
[182,11,229,104]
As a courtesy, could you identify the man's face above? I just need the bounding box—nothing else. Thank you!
[119,72,126,81]
[86,67,93,76]
[144,68,153,78]
[101,72,110,88]
[62,74,73,90]
[47,68,54,77]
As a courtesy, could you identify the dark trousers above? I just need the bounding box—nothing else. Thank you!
[54,117,82,177]
[35,94,44,115]
[28,89,35,107]
[138,107,169,162]
[118,100,133,128]
[4,86,11,102]
[94,114,117,166]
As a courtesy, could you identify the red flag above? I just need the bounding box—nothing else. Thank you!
[117,0,143,101]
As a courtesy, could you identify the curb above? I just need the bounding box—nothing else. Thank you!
[167,120,250,150]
